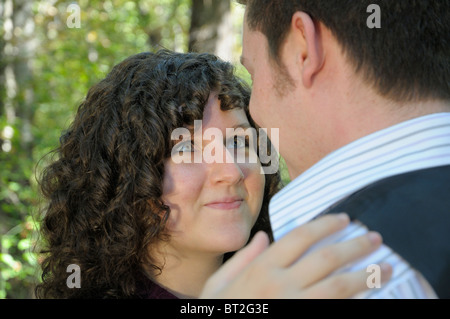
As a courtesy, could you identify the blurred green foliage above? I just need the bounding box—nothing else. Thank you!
[1,0,195,299]
[0,0,287,298]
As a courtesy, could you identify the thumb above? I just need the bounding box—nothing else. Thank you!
[200,231,270,298]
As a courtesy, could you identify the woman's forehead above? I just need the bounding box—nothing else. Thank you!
[201,94,248,129]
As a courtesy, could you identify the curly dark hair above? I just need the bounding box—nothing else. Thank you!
[35,50,281,299]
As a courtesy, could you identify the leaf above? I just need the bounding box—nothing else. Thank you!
[18,238,31,251]
[8,182,21,192]
[0,253,16,268]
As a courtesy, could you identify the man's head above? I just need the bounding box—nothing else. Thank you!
[239,0,449,102]
[239,0,450,176]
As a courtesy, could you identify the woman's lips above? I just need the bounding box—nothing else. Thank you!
[205,199,243,210]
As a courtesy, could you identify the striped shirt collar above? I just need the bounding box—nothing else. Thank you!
[270,112,450,240]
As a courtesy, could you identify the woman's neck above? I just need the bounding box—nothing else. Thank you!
[148,248,224,299]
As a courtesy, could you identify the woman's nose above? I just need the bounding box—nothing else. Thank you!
[208,145,244,185]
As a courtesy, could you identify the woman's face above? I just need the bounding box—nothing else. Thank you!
[161,93,265,258]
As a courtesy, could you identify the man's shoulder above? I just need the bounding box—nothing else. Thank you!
[334,164,450,209]
[324,164,450,299]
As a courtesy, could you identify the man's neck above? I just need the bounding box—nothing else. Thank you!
[287,96,450,179]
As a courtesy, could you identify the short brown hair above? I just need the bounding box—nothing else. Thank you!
[239,0,450,103]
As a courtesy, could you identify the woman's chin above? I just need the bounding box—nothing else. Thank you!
[214,232,251,254]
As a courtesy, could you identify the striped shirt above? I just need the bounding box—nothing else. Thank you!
[269,112,450,298]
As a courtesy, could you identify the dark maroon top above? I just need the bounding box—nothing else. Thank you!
[134,273,178,299]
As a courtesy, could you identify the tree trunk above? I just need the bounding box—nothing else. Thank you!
[1,0,36,157]
[0,0,37,299]
[189,0,233,61]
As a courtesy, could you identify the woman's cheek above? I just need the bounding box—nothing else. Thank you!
[243,161,266,218]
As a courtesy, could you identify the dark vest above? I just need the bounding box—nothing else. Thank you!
[322,165,450,299]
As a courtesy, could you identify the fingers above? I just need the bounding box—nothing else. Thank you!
[290,231,383,288]
[201,213,394,299]
[264,213,351,267]
[219,231,270,280]
[300,262,393,299]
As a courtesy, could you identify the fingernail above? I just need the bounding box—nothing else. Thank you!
[380,263,393,283]
[367,231,382,245]
[336,213,349,222]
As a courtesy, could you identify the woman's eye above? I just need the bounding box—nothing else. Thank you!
[175,140,195,153]
[227,135,248,149]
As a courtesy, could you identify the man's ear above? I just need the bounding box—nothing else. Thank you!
[291,11,324,88]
